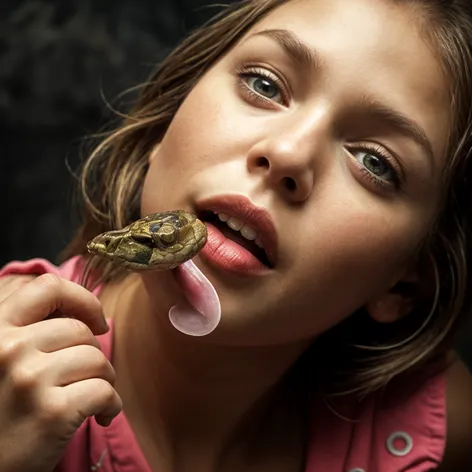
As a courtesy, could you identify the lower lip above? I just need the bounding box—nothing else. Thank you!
[199,223,270,276]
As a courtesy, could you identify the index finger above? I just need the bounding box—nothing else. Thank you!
[0,274,108,335]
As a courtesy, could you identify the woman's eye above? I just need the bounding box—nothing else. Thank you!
[353,150,395,181]
[245,75,283,103]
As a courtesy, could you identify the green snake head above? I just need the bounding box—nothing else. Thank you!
[87,210,207,270]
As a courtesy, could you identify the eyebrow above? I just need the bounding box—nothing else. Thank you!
[249,28,323,72]
[248,28,436,166]
[359,95,436,166]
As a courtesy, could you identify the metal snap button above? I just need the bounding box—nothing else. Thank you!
[386,431,413,457]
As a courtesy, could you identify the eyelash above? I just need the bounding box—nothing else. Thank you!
[347,143,404,191]
[236,66,404,192]
[236,66,289,107]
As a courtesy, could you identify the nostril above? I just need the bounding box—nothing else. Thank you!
[283,177,297,191]
[255,156,270,168]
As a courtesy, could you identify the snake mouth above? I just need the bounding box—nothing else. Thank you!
[199,210,272,267]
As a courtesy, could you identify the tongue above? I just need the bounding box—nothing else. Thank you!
[169,260,221,336]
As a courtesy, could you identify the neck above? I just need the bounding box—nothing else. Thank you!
[105,272,309,462]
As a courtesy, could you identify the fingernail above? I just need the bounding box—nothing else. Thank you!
[102,417,114,427]
[96,415,114,427]
[102,319,110,332]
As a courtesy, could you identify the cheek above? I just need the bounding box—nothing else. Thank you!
[256,207,426,341]
[140,81,224,214]
[295,166,431,285]
[322,216,415,280]
[141,72,251,215]
[294,202,425,305]
[157,77,235,171]
[214,207,426,346]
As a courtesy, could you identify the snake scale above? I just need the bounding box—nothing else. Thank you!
[87,211,207,270]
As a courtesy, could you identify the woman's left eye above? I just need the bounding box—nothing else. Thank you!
[352,149,396,182]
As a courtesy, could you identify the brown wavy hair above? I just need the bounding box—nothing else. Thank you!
[63,0,472,398]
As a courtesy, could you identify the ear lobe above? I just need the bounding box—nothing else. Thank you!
[366,290,414,324]
[366,274,418,324]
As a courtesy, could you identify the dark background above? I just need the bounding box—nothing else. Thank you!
[0,0,225,266]
[1,0,470,368]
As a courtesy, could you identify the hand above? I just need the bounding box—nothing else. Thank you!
[0,274,122,472]
[0,274,38,303]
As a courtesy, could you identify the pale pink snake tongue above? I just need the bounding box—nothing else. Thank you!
[169,260,221,336]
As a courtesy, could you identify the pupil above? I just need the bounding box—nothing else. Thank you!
[255,78,276,98]
[364,155,385,175]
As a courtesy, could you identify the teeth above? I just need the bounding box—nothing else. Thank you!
[215,211,261,245]
[226,216,244,231]
[240,225,257,241]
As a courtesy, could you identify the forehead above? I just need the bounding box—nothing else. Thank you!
[238,0,451,163]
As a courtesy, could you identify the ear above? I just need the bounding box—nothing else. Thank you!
[365,267,419,324]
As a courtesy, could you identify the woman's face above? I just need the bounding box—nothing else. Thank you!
[141,0,450,345]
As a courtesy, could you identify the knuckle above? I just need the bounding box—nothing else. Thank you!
[34,273,63,291]
[96,379,116,403]
[95,351,111,371]
[10,363,41,391]
[0,333,26,365]
[89,348,113,376]
[66,317,93,340]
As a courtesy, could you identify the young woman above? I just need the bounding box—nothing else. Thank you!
[0,0,471,470]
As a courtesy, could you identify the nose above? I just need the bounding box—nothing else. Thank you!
[247,110,331,203]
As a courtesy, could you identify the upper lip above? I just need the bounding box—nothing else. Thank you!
[196,194,278,267]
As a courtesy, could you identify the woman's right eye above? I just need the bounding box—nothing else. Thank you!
[245,75,282,102]
[238,67,288,106]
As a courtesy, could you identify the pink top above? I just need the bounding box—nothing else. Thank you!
[0,257,447,471]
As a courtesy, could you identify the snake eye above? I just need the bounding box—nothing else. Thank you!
[157,225,177,245]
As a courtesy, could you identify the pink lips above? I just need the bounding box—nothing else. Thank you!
[196,195,278,276]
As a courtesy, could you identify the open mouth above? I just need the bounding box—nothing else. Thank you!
[199,210,272,268]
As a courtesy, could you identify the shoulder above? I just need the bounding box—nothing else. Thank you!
[436,352,472,471]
